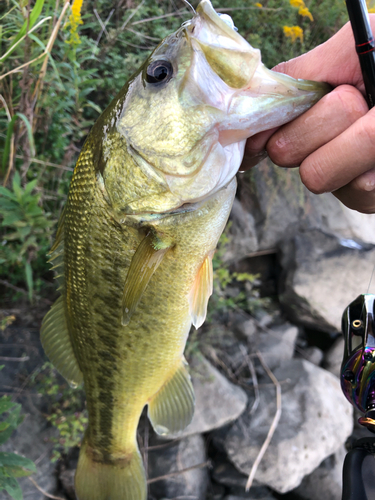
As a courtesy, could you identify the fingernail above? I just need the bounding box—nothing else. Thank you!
[358,168,375,191]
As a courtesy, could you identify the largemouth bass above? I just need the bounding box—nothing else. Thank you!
[40,1,329,499]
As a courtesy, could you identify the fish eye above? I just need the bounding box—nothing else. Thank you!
[145,60,173,85]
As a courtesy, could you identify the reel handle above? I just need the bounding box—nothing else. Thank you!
[342,438,375,500]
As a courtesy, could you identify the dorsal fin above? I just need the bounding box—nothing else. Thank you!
[48,206,66,288]
[189,252,214,329]
[40,296,83,387]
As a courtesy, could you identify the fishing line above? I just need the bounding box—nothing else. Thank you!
[181,0,196,14]
[366,263,375,293]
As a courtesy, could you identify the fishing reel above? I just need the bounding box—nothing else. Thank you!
[340,294,375,500]
[341,294,375,431]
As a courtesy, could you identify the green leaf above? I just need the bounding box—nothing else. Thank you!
[0,452,36,474]
[23,179,38,196]
[2,114,36,174]
[0,186,17,201]
[1,0,45,63]
[1,475,23,500]
[0,397,15,415]
[25,262,33,302]
[0,422,10,432]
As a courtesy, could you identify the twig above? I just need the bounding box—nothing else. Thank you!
[0,279,52,305]
[0,279,30,297]
[147,461,211,484]
[245,351,281,492]
[125,27,161,41]
[0,94,11,121]
[0,356,29,362]
[216,6,283,11]
[28,477,65,500]
[0,17,52,63]
[15,155,74,171]
[31,0,71,104]
[94,8,114,43]
[141,439,181,452]
[239,345,260,415]
[121,0,146,30]
[131,9,187,25]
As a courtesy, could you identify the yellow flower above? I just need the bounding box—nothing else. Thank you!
[66,0,84,46]
[255,2,263,7]
[367,0,375,12]
[290,0,304,8]
[298,6,313,21]
[290,0,314,22]
[72,0,84,20]
[283,25,304,43]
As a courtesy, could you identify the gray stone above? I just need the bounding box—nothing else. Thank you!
[2,408,58,500]
[148,434,208,500]
[302,346,324,366]
[293,446,346,500]
[324,338,345,378]
[172,355,247,438]
[212,459,248,488]
[279,229,375,332]
[222,359,353,493]
[237,320,298,371]
[236,159,375,252]
[222,198,258,264]
[227,485,277,499]
[59,468,75,499]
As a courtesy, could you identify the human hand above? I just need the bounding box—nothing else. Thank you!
[243,19,375,213]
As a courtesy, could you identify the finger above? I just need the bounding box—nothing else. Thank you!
[333,168,375,213]
[298,105,375,195]
[267,85,368,167]
[241,128,278,171]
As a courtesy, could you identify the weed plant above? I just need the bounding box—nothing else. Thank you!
[0,367,36,500]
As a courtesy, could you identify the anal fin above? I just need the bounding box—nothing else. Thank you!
[40,296,83,387]
[148,357,195,436]
[189,252,214,329]
[122,231,170,325]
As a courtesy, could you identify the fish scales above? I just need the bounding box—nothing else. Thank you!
[40,1,331,499]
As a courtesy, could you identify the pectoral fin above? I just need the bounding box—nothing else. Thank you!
[121,231,171,325]
[40,296,83,387]
[148,358,195,436]
[189,252,214,329]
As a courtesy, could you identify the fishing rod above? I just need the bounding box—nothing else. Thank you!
[346,0,375,108]
[339,3,375,498]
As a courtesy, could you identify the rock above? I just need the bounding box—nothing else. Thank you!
[221,359,353,493]
[225,491,276,500]
[59,468,76,499]
[324,338,345,378]
[279,229,375,332]
[2,407,58,500]
[172,354,247,438]
[251,322,298,370]
[237,320,298,371]
[292,446,346,500]
[301,346,324,366]
[212,459,248,489]
[223,198,258,264]
[148,434,208,500]
[236,160,375,252]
